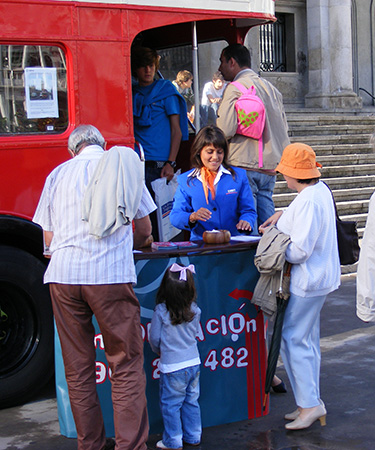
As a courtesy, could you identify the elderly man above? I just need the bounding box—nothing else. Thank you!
[217,43,290,230]
[33,125,156,450]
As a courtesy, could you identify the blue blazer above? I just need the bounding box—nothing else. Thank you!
[170,166,257,241]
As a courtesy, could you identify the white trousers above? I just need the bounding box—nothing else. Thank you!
[280,292,327,408]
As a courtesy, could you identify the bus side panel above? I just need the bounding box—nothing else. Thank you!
[75,7,133,142]
[75,41,132,137]
[1,1,74,38]
[0,144,69,219]
[76,5,124,39]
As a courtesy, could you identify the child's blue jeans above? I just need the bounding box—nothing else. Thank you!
[159,364,202,449]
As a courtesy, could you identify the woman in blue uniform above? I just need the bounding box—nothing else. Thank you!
[170,125,257,240]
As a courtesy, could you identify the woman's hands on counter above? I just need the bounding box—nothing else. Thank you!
[236,220,252,232]
[258,211,283,234]
[189,207,212,223]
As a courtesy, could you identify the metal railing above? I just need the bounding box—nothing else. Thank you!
[359,87,375,103]
[259,15,286,73]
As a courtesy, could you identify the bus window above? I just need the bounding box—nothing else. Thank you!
[0,44,68,135]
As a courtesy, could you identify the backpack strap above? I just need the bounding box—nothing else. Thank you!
[258,135,263,168]
[231,81,256,95]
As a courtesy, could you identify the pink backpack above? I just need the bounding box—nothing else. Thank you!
[231,81,266,167]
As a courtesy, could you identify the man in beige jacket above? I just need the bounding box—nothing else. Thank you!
[217,43,290,231]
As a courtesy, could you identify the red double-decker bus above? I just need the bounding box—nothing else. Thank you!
[0,0,275,408]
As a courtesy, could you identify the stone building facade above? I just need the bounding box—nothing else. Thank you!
[246,0,375,109]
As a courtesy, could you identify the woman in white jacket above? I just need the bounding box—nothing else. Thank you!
[356,191,375,322]
[260,143,341,430]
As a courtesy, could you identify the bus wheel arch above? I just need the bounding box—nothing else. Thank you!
[0,245,54,408]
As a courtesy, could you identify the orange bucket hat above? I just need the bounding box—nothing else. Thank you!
[275,143,322,179]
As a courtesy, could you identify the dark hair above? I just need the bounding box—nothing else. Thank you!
[297,177,320,185]
[156,265,197,325]
[190,125,236,178]
[222,44,251,68]
[131,46,160,76]
[212,71,224,82]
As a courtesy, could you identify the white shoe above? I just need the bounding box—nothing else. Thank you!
[285,404,327,430]
[284,408,301,421]
[156,440,182,450]
[285,399,325,421]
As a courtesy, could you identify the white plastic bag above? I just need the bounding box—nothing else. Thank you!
[151,170,181,241]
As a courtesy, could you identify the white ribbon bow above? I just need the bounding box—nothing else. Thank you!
[169,263,196,281]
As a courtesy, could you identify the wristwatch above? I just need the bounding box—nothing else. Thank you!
[164,160,176,168]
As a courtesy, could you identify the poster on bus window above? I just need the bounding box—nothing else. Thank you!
[24,67,58,119]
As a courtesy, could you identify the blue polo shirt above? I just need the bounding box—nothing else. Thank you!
[133,80,184,161]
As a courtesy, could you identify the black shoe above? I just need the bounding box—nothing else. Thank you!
[103,438,115,450]
[271,380,287,393]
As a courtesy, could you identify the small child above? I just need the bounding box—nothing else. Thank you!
[150,263,202,450]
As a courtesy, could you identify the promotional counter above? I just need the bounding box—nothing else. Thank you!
[55,239,269,438]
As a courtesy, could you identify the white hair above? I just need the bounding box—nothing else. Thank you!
[68,125,105,155]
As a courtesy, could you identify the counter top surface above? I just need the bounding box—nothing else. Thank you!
[134,237,260,260]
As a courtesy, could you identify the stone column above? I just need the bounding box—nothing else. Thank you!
[305,0,362,109]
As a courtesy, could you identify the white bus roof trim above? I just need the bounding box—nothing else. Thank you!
[55,0,275,15]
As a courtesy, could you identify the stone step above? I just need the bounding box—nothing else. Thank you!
[320,175,375,190]
[317,153,375,166]
[286,114,375,126]
[330,186,374,201]
[335,199,369,215]
[320,163,375,178]
[312,143,374,156]
[289,124,375,137]
[289,133,372,145]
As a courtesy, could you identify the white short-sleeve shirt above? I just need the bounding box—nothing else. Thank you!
[201,81,226,106]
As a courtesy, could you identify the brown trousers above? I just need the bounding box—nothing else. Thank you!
[50,283,149,450]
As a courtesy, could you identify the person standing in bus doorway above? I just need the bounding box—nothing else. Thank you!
[217,43,290,231]
[172,70,195,122]
[200,71,226,126]
[132,46,189,241]
[33,125,156,450]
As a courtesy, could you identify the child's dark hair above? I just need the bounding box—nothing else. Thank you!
[156,265,197,325]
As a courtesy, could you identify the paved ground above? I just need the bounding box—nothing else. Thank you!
[1,274,374,450]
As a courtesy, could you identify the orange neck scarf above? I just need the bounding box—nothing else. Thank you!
[201,166,217,204]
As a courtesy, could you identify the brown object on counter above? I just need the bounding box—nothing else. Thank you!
[203,230,231,244]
